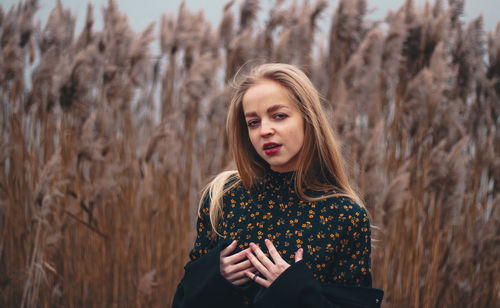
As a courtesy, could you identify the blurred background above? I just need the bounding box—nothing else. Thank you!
[1,0,499,307]
[1,0,500,33]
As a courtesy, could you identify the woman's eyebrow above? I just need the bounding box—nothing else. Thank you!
[244,111,258,118]
[244,105,288,118]
[267,104,288,113]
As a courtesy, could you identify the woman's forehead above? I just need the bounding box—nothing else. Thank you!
[242,80,296,112]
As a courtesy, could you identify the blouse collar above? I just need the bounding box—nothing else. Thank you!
[261,166,296,189]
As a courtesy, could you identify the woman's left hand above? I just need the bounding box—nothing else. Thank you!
[244,239,303,288]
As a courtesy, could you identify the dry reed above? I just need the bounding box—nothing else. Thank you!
[0,0,499,307]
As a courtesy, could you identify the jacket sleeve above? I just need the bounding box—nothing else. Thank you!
[252,261,383,308]
[253,202,383,308]
[172,194,249,308]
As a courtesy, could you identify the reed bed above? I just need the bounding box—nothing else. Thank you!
[0,0,499,307]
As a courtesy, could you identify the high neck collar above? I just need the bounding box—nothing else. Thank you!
[262,167,296,186]
[268,168,295,177]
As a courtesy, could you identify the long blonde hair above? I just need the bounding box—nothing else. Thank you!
[200,63,364,233]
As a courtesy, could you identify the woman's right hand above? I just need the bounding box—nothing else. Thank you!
[220,240,257,286]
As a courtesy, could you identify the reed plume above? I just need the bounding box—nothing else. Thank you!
[1,0,498,307]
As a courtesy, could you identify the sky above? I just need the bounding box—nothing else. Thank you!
[1,0,498,41]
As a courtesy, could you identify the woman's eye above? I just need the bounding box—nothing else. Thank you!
[274,113,288,120]
[247,120,259,127]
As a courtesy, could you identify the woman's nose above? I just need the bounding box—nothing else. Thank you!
[259,120,274,137]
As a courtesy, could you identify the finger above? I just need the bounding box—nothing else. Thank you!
[225,262,255,280]
[294,248,303,262]
[228,259,253,273]
[250,243,275,269]
[245,271,271,288]
[232,276,252,286]
[226,268,250,281]
[246,249,271,278]
[264,239,283,263]
[226,265,258,281]
[225,247,252,264]
[220,240,238,257]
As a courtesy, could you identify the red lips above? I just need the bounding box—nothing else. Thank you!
[263,142,281,155]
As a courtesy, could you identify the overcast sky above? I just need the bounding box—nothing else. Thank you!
[1,0,499,38]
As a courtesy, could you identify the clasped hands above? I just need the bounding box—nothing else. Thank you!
[220,238,303,288]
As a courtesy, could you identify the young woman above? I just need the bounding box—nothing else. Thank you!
[172,63,383,307]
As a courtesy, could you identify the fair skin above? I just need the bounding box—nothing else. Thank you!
[220,80,306,288]
[220,240,259,285]
[242,79,305,173]
[220,239,303,287]
[245,239,303,288]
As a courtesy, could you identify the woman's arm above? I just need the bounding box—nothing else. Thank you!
[172,194,250,308]
[245,203,383,307]
[252,260,383,308]
[331,202,372,286]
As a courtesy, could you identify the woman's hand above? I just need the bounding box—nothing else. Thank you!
[220,240,258,286]
[244,239,303,288]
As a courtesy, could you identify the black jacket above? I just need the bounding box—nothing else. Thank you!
[172,241,384,308]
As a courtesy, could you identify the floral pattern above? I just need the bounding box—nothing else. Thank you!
[190,170,371,286]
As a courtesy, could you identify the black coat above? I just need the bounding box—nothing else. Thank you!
[172,241,384,308]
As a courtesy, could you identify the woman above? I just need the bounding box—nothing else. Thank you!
[172,63,383,307]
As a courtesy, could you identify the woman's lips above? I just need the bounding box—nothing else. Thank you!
[263,143,281,155]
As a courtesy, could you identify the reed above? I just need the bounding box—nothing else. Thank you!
[0,0,498,307]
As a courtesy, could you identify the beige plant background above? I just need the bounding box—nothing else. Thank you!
[1,0,499,307]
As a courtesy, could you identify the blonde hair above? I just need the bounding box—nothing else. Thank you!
[200,63,365,233]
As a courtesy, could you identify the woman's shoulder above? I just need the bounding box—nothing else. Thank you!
[200,171,239,202]
[198,171,242,216]
[205,170,239,190]
[213,170,240,183]
[312,190,367,215]
[203,170,245,200]
[313,192,370,235]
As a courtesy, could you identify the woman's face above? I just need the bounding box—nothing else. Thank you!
[242,80,305,173]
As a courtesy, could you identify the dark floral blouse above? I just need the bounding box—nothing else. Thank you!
[189,169,372,286]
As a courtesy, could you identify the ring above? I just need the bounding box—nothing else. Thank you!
[252,273,258,282]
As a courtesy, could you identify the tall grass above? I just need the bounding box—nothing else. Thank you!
[1,0,499,306]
